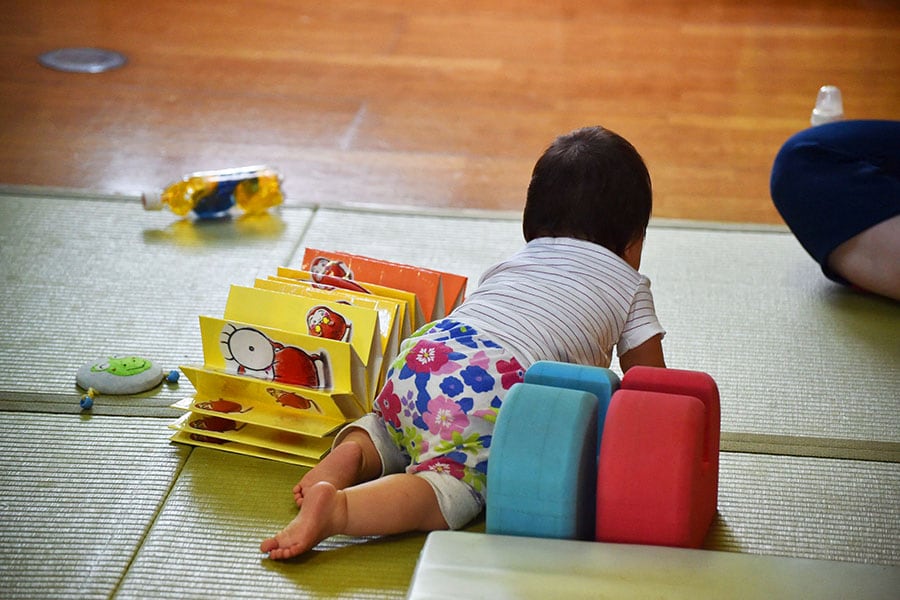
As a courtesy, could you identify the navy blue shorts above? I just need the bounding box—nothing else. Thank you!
[770,120,900,284]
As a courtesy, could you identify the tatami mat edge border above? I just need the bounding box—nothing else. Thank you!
[721,432,900,463]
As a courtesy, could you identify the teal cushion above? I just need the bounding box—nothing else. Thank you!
[487,382,598,540]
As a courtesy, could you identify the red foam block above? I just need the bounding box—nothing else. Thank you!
[595,366,720,548]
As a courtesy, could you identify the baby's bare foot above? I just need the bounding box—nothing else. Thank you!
[261,481,346,560]
[293,442,366,508]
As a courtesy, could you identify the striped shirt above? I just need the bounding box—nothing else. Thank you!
[449,237,665,368]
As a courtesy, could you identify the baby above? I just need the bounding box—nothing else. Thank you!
[261,125,666,559]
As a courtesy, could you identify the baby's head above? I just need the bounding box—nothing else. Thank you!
[523,126,652,265]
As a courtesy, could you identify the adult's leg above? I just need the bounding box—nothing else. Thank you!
[828,214,900,300]
[770,120,900,297]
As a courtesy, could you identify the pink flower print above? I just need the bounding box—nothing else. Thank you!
[374,380,402,429]
[423,395,470,440]
[469,350,490,370]
[405,339,452,374]
[414,457,465,480]
[497,357,525,390]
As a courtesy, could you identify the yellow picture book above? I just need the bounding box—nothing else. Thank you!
[171,394,342,437]
[223,285,382,403]
[255,277,401,357]
[276,266,418,333]
[169,430,319,467]
[196,316,370,411]
[171,250,465,467]
[178,364,364,427]
[254,277,401,390]
[169,412,332,460]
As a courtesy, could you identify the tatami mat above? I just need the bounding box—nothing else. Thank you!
[643,227,899,448]
[0,190,314,416]
[1,188,898,599]
[114,449,439,600]
[0,413,188,600]
[711,453,899,565]
[108,451,898,599]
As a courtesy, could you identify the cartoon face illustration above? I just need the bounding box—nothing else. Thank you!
[90,356,152,377]
[267,387,323,413]
[307,306,351,342]
[307,258,369,294]
[220,327,275,373]
[195,398,251,414]
[310,257,353,280]
[220,323,331,389]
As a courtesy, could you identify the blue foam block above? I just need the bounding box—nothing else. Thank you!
[486,382,599,540]
[524,361,620,448]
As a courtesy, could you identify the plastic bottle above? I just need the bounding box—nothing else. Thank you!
[810,85,844,126]
[142,165,284,218]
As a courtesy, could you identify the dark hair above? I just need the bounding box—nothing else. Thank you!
[522,126,652,256]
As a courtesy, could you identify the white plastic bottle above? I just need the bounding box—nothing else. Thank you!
[810,85,844,126]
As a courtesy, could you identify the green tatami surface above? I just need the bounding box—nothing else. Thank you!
[0,188,897,598]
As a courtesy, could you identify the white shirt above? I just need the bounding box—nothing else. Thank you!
[449,237,665,368]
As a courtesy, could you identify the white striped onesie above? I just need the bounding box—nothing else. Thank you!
[449,236,665,369]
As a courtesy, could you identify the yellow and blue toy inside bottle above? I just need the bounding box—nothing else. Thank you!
[142,165,284,218]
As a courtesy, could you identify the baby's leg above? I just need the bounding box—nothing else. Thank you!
[261,473,448,560]
[293,428,382,507]
[261,481,344,560]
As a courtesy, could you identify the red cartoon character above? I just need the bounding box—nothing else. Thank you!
[220,324,331,389]
[309,257,352,279]
[307,305,352,342]
[188,415,239,445]
[195,398,252,414]
[189,415,245,434]
[308,257,370,294]
[266,387,323,413]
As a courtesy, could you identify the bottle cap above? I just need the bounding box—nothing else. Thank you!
[141,190,163,211]
[810,85,843,126]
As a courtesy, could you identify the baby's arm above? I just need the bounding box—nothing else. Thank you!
[618,333,665,372]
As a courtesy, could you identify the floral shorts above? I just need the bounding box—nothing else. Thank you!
[364,320,524,525]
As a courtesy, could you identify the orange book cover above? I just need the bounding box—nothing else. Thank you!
[301,248,467,325]
[440,271,467,313]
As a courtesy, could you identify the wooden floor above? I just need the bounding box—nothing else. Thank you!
[1,1,898,223]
